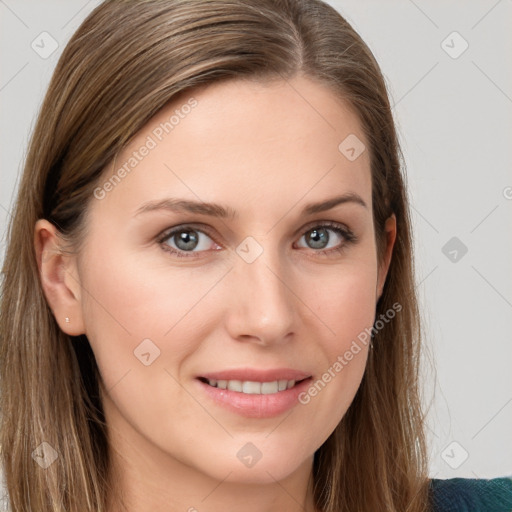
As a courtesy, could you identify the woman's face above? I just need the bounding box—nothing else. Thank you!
[44,76,395,485]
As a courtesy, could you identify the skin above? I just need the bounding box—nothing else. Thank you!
[35,75,396,512]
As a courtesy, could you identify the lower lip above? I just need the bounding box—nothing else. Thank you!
[195,378,313,418]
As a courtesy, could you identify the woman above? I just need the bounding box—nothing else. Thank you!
[1,1,511,511]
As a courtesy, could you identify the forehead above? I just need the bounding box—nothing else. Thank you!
[92,75,372,223]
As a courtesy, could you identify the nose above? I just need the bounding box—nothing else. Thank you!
[224,243,297,346]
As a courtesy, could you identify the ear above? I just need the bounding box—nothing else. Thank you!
[376,213,397,302]
[34,219,85,335]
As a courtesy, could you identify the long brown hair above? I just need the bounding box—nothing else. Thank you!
[0,1,430,510]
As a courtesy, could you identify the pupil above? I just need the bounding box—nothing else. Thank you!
[175,229,199,251]
[308,228,329,249]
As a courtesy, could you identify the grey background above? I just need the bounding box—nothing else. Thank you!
[1,0,511,479]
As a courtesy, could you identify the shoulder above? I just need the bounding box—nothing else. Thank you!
[429,476,512,511]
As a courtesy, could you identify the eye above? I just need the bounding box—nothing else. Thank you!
[158,226,220,258]
[157,221,357,259]
[295,222,357,256]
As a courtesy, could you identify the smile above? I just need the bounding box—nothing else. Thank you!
[199,377,303,394]
[195,370,313,418]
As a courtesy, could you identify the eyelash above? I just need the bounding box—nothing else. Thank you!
[157,221,358,259]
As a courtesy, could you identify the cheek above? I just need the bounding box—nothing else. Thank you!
[77,246,223,456]
[295,261,378,439]
[308,255,378,348]
[81,251,207,334]
[78,241,221,389]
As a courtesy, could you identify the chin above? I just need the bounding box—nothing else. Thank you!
[195,444,311,485]
[219,462,303,485]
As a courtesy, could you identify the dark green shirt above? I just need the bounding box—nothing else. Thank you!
[430,477,512,511]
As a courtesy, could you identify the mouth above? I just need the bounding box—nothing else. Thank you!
[197,376,310,394]
[195,369,313,418]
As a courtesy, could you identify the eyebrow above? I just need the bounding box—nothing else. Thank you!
[134,192,367,219]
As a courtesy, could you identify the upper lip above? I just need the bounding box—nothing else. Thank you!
[198,368,312,382]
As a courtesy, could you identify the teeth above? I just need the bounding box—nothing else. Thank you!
[260,381,276,394]
[243,381,261,394]
[205,378,297,394]
[278,379,288,391]
[227,380,242,392]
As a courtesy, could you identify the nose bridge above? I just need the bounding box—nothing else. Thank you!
[227,236,296,343]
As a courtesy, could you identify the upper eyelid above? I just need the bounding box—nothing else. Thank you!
[292,219,352,239]
[157,222,217,243]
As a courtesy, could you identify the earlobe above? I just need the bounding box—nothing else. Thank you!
[376,214,397,301]
[34,219,85,336]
